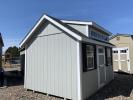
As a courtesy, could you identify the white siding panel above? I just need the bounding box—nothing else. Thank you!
[82,70,98,99]
[67,24,87,36]
[38,23,62,36]
[25,29,78,100]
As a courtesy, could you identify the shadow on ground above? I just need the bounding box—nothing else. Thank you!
[89,73,133,100]
[4,71,24,86]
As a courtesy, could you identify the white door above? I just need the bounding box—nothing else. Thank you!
[113,47,130,73]
[97,46,106,88]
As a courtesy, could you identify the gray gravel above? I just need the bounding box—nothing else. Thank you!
[1,72,133,100]
[89,73,133,100]
[0,85,63,100]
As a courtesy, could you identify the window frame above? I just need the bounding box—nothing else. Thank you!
[82,43,97,72]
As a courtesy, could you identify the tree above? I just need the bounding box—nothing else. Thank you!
[5,46,20,61]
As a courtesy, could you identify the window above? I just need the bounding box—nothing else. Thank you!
[86,45,94,70]
[106,48,112,66]
[90,31,109,42]
[120,50,127,53]
[113,50,118,53]
[82,43,96,72]
[98,48,104,53]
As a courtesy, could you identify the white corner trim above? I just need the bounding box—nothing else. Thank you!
[86,25,89,37]
[77,42,82,100]
[20,15,82,47]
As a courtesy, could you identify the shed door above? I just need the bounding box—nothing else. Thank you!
[113,47,130,73]
[97,46,106,88]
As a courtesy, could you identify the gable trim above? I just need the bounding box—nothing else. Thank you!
[20,15,82,47]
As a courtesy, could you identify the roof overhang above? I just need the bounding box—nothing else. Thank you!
[61,20,112,36]
[83,37,115,48]
[20,15,82,47]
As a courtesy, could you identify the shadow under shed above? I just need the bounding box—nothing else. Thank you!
[4,70,24,87]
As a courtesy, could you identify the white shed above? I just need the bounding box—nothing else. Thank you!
[20,14,114,100]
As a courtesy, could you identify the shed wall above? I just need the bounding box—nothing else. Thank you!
[25,23,78,100]
[67,24,87,36]
[82,69,98,99]
[82,66,113,99]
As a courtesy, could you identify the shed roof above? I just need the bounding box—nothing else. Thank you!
[20,14,112,47]
[110,33,133,40]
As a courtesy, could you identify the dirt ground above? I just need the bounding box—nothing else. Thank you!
[0,72,133,100]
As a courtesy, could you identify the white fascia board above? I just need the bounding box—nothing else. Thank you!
[61,20,92,25]
[20,16,45,47]
[20,15,82,47]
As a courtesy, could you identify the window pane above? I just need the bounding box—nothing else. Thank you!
[107,57,111,65]
[120,50,127,53]
[86,45,93,52]
[99,55,104,65]
[87,57,94,69]
[98,48,104,53]
[106,48,112,66]
[107,48,111,57]
[86,45,94,69]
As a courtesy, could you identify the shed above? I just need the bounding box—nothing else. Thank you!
[20,14,114,100]
[110,34,133,74]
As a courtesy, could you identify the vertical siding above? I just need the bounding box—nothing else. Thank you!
[67,24,87,36]
[82,69,98,99]
[25,22,78,100]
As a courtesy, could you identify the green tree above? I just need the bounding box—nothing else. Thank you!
[5,46,20,60]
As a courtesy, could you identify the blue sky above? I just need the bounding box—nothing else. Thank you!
[0,0,133,51]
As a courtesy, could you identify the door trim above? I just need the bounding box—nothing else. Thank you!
[97,46,106,88]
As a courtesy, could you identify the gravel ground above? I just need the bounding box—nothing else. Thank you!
[89,73,133,100]
[0,72,133,100]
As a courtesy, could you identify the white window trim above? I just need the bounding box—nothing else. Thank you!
[86,45,95,70]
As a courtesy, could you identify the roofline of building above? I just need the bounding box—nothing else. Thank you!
[61,20,112,35]
[20,14,83,47]
[110,33,133,40]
